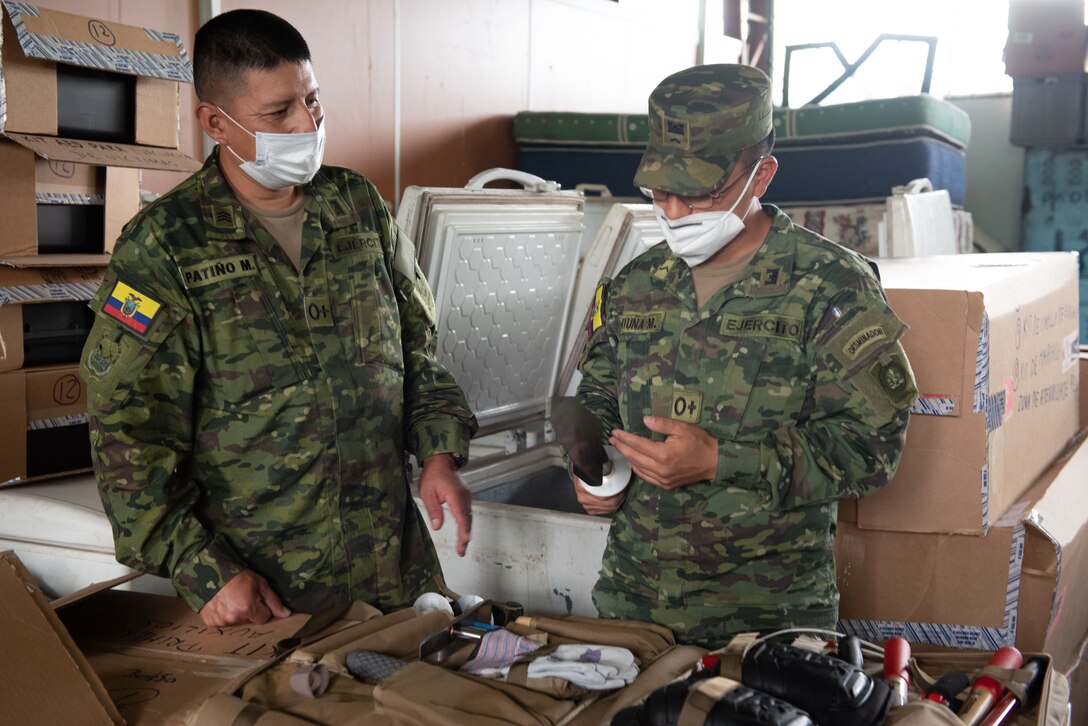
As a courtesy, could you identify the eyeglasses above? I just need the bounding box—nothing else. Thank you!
[640,156,765,211]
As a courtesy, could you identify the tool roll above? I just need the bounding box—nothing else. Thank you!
[185,600,707,725]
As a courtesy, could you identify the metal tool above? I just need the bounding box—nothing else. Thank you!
[419,599,496,664]
[274,599,353,656]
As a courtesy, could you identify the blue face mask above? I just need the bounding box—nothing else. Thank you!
[217,106,326,190]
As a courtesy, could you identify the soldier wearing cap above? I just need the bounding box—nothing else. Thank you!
[573,64,917,647]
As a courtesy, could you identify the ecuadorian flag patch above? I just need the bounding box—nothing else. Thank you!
[103,280,162,336]
[587,283,605,336]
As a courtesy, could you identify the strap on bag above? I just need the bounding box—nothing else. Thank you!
[677,677,740,726]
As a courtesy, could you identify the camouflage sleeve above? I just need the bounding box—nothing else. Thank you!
[574,278,625,441]
[715,275,917,510]
[383,212,478,465]
[82,215,246,612]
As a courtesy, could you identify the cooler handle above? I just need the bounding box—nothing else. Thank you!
[466,168,561,193]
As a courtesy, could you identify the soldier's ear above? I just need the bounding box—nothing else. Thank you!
[196,102,231,146]
[752,156,778,199]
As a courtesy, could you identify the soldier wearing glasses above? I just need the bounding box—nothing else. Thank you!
[572,64,917,647]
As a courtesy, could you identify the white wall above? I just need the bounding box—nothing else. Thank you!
[948,94,1024,252]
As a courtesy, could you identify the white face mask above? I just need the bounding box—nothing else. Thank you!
[217,106,326,190]
[649,160,761,267]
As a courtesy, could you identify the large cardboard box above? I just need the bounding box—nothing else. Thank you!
[837,430,1088,671]
[1005,0,1088,75]
[0,550,305,725]
[862,253,1080,535]
[0,362,93,485]
[1081,350,1088,426]
[0,266,104,372]
[0,141,141,264]
[1,1,190,148]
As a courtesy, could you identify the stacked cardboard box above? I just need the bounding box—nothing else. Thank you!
[0,2,199,485]
[835,254,1086,703]
[1006,0,1088,147]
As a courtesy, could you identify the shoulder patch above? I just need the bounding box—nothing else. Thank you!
[587,282,608,336]
[867,355,916,407]
[843,324,888,361]
[102,280,162,336]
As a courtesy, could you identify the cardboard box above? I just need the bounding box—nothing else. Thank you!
[0,140,141,264]
[1,1,191,149]
[838,429,1088,671]
[0,363,94,485]
[1081,350,1088,427]
[0,266,104,372]
[1010,74,1085,147]
[1006,0,1088,75]
[0,550,305,725]
[861,253,1081,535]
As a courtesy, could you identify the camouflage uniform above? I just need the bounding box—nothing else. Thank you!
[81,150,477,614]
[576,65,917,648]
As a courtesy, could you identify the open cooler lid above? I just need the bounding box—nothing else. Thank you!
[397,169,584,435]
[556,202,659,396]
[0,475,114,552]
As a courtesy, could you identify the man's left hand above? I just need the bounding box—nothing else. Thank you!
[609,416,718,490]
[418,453,472,556]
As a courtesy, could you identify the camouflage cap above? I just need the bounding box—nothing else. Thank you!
[633,64,773,196]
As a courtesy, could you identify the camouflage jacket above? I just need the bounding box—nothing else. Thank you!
[81,151,477,614]
[577,205,916,647]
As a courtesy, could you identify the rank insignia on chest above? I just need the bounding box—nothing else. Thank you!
[103,280,161,336]
[211,204,240,230]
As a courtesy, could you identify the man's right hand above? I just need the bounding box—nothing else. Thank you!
[199,569,292,627]
[573,475,627,515]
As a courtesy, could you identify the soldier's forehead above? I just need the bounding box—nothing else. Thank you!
[236,61,319,112]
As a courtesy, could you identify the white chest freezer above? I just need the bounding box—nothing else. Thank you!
[0,475,173,598]
[398,169,658,616]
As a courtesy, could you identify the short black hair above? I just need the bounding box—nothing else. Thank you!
[742,129,775,166]
[193,9,311,104]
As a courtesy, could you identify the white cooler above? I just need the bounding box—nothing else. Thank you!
[0,475,174,598]
[399,170,657,616]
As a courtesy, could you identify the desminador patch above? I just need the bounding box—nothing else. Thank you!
[102,279,162,336]
[842,324,888,362]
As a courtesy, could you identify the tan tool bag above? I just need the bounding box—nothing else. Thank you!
[186,604,706,725]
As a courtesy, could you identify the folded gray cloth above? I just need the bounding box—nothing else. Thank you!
[346,650,409,682]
